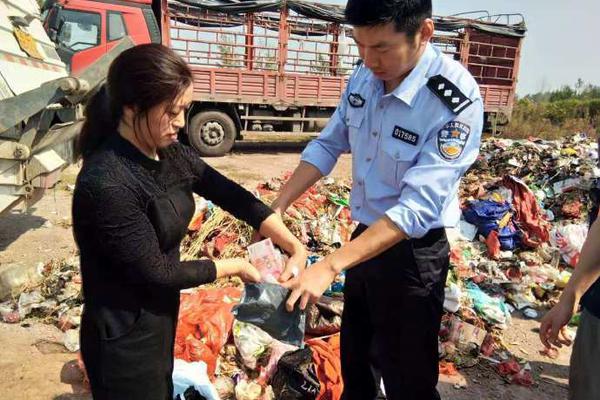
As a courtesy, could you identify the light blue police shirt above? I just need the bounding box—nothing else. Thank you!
[301,43,483,239]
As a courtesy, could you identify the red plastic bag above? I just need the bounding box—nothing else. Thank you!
[175,287,242,378]
[497,359,521,377]
[502,176,550,247]
[486,230,501,260]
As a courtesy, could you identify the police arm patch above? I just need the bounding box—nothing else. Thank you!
[437,121,470,160]
[427,75,473,114]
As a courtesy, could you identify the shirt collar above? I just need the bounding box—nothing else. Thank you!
[370,42,437,107]
[109,132,162,171]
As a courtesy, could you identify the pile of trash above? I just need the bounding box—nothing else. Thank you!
[2,133,597,397]
[181,174,356,261]
[0,258,83,351]
[172,134,597,396]
[173,175,353,399]
[438,133,597,386]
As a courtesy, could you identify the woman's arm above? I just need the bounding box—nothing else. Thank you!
[540,215,600,348]
[186,149,307,281]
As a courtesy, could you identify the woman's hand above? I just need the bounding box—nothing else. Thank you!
[215,258,261,283]
[539,294,577,349]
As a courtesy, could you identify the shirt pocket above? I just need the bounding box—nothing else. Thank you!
[376,136,420,188]
[345,107,366,148]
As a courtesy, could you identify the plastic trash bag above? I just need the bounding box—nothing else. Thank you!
[465,282,511,327]
[306,296,343,336]
[259,340,298,385]
[175,288,242,377]
[443,284,462,313]
[463,200,512,237]
[549,223,588,268]
[233,320,274,370]
[233,283,306,347]
[172,359,219,400]
[271,348,320,400]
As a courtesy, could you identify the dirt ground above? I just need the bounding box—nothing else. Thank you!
[0,149,571,399]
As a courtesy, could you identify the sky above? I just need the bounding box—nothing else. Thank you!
[324,0,600,95]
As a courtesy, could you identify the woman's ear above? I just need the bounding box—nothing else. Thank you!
[122,105,136,126]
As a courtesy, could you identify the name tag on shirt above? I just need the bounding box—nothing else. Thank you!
[392,126,419,146]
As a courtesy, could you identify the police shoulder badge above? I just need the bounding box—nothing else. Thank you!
[437,121,470,160]
[348,93,365,108]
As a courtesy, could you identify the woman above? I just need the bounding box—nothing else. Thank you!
[72,44,307,400]
[540,213,600,399]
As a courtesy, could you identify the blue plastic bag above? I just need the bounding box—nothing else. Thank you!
[463,200,511,236]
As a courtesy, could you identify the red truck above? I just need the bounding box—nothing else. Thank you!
[41,0,526,156]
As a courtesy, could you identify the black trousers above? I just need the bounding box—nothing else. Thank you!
[340,225,450,400]
[80,304,178,400]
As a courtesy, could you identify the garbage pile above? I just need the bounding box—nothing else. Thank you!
[439,133,597,386]
[172,134,597,396]
[0,258,83,351]
[173,176,353,399]
[181,174,355,261]
[1,133,597,397]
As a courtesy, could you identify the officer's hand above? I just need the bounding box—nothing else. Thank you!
[539,296,576,349]
[282,259,337,311]
[278,247,308,283]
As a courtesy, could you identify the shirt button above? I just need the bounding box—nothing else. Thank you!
[356,206,361,210]
[366,157,372,162]
[379,104,385,109]
[372,131,378,137]
[358,181,363,186]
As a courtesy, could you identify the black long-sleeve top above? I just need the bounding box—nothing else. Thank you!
[72,133,273,327]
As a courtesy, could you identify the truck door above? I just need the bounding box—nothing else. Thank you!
[106,10,128,54]
[54,7,105,75]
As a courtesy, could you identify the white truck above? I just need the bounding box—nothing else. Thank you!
[0,0,132,215]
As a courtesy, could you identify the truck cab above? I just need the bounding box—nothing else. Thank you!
[41,0,160,74]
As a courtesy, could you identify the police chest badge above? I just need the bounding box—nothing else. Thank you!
[348,93,365,108]
[437,121,470,160]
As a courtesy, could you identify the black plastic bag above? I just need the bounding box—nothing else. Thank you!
[232,283,305,347]
[174,386,208,400]
[271,348,320,400]
[306,295,344,336]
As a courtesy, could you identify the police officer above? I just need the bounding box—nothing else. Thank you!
[276,0,483,399]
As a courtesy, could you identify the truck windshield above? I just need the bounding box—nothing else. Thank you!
[57,9,101,52]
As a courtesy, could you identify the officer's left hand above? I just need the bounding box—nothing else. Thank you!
[282,259,337,311]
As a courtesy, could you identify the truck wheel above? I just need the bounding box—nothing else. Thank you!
[188,110,236,157]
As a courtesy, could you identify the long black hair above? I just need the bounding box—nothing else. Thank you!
[77,44,193,158]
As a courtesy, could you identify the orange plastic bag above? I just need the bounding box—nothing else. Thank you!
[307,334,344,400]
[439,361,458,376]
[175,287,242,378]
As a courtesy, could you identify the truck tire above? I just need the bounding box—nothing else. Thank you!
[187,110,236,157]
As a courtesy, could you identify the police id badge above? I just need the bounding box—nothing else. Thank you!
[437,121,470,160]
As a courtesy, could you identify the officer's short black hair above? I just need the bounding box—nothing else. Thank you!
[345,0,433,37]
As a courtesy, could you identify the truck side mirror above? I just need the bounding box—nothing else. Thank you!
[46,5,63,42]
